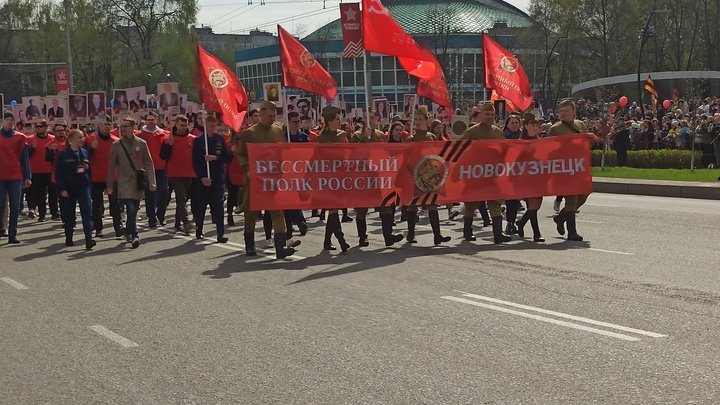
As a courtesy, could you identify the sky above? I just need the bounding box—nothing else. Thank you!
[196,0,532,36]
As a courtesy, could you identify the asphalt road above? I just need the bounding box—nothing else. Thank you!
[2,193,720,404]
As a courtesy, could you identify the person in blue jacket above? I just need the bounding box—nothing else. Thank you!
[191,114,233,243]
[55,128,95,249]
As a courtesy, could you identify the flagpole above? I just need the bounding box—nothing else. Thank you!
[202,103,210,178]
[363,50,372,132]
[283,87,290,142]
[409,92,417,136]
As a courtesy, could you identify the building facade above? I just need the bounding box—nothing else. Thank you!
[235,0,533,113]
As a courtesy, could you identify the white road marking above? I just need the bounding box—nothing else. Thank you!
[88,325,139,348]
[0,277,28,290]
[455,292,666,338]
[577,220,604,224]
[588,248,634,256]
[442,296,641,341]
[586,203,620,208]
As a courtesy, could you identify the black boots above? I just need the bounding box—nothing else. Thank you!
[504,200,519,235]
[463,218,476,241]
[380,213,403,246]
[244,232,257,256]
[492,216,511,244]
[274,233,296,259]
[406,212,418,243]
[324,213,350,252]
[565,211,583,241]
[357,218,369,247]
[517,210,544,242]
[429,210,451,245]
[554,211,566,236]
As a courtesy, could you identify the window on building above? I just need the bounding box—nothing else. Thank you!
[463,54,474,68]
[371,56,381,71]
[355,72,364,87]
[342,58,354,72]
[371,71,381,85]
[343,72,354,87]
[397,70,409,86]
[381,56,394,70]
[330,57,341,72]
[382,70,395,86]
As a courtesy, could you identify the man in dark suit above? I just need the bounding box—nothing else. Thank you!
[129,90,147,111]
[158,83,178,110]
[47,98,64,118]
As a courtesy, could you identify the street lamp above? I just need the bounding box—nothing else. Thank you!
[637,9,669,117]
[542,36,567,112]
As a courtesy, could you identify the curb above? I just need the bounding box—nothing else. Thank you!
[592,177,720,200]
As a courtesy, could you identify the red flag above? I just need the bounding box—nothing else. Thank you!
[416,51,453,119]
[196,44,248,131]
[362,0,436,80]
[482,34,533,112]
[277,25,338,100]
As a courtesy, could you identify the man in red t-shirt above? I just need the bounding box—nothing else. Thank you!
[26,119,57,221]
[137,112,168,227]
[160,116,196,235]
[0,112,32,243]
[85,116,123,237]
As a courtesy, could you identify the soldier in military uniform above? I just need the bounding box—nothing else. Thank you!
[313,106,351,252]
[547,99,589,242]
[405,106,452,245]
[350,109,403,247]
[237,101,298,258]
[460,103,512,244]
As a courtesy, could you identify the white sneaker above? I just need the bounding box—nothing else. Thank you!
[265,238,274,249]
[553,200,561,213]
[287,238,301,248]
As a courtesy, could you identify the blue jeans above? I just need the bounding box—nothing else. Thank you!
[60,186,93,242]
[122,199,140,239]
[144,169,168,225]
[0,180,23,238]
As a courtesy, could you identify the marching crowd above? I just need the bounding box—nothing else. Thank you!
[0,98,591,258]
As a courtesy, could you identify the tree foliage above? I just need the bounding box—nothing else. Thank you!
[528,0,720,101]
[0,0,197,100]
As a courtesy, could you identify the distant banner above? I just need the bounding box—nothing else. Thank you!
[248,135,592,210]
[339,3,362,58]
[55,69,69,96]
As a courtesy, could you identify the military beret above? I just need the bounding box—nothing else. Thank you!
[4,112,14,119]
[558,98,575,109]
[322,106,341,121]
[260,100,276,111]
[480,103,495,112]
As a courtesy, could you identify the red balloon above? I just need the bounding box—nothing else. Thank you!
[663,99,671,109]
[619,96,629,107]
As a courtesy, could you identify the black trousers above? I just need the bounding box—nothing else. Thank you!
[91,182,122,233]
[27,173,58,219]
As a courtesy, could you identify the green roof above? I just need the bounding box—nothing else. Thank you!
[303,0,531,41]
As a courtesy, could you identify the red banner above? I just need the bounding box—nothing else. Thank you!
[196,44,248,131]
[483,34,533,112]
[340,3,363,58]
[278,25,337,100]
[55,69,69,96]
[248,135,592,210]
